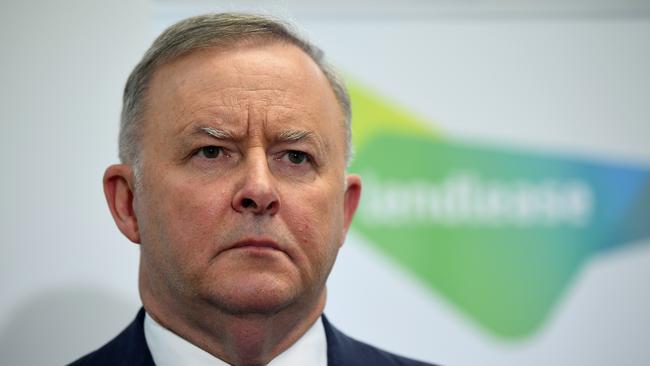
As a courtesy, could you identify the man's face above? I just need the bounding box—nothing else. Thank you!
[131,41,360,315]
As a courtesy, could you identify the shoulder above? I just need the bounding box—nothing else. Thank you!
[322,316,440,366]
[67,309,154,366]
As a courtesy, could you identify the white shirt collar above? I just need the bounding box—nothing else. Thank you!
[144,312,327,366]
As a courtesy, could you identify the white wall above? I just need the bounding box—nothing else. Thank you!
[0,1,153,364]
[1,1,649,365]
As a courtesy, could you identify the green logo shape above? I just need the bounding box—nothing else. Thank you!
[348,81,650,339]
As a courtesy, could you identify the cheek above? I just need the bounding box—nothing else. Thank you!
[282,186,345,261]
[139,177,231,269]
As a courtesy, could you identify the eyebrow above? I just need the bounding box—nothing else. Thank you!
[182,125,325,154]
[277,129,315,143]
[177,125,234,154]
[193,126,233,140]
[277,129,327,159]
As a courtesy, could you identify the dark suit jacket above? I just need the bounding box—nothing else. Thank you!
[69,308,437,366]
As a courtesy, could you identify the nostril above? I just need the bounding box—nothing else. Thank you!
[266,201,277,212]
[242,198,257,209]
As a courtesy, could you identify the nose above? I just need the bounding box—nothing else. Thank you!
[232,151,280,216]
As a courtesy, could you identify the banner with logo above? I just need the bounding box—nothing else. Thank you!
[155,3,650,365]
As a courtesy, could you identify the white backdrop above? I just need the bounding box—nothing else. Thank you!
[1,1,649,365]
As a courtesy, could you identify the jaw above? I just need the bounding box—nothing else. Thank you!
[139,261,328,366]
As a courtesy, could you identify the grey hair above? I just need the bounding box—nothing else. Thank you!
[119,12,352,168]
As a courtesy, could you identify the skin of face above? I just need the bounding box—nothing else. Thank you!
[103,40,362,330]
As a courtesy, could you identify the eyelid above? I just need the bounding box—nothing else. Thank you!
[279,149,317,167]
[199,145,221,157]
[289,150,310,161]
[188,145,231,160]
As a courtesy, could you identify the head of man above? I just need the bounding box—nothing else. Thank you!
[102,13,361,359]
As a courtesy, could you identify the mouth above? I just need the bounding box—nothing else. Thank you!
[226,239,287,256]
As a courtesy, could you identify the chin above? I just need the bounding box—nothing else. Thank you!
[201,272,302,316]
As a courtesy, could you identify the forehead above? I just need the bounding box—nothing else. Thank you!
[142,41,345,151]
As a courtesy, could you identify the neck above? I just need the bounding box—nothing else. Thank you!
[141,285,326,366]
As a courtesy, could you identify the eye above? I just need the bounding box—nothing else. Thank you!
[197,146,222,159]
[286,150,309,165]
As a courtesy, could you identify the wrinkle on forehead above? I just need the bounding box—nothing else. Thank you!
[176,106,328,153]
[155,43,323,103]
[143,42,346,166]
[170,93,324,137]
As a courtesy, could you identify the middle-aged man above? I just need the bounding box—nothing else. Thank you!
[70,13,438,366]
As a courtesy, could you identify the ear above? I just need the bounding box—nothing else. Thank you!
[341,174,362,238]
[103,164,141,244]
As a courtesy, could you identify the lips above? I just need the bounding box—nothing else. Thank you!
[226,239,286,255]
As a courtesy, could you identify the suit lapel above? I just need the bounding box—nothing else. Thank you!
[323,315,352,366]
[119,308,156,366]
